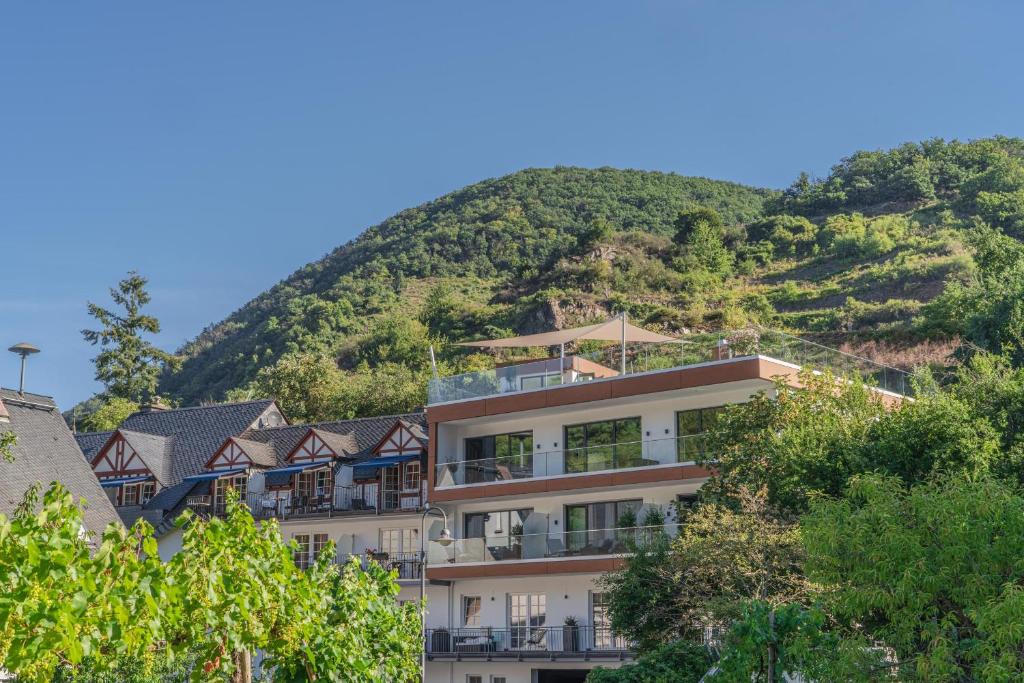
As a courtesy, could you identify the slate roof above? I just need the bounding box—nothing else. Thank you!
[241,412,427,462]
[118,430,174,484]
[0,388,121,535]
[78,399,280,487]
[227,437,277,468]
[75,430,114,462]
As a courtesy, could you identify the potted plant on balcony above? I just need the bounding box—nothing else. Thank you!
[562,615,581,652]
[510,522,524,559]
[614,507,638,551]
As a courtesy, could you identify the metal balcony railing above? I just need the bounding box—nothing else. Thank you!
[434,434,708,487]
[428,328,913,404]
[184,486,425,520]
[424,626,632,657]
[336,552,422,580]
[428,525,670,565]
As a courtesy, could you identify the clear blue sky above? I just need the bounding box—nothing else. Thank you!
[2,1,1021,409]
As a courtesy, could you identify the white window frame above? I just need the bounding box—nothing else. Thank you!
[293,533,311,570]
[463,595,481,627]
[402,461,421,491]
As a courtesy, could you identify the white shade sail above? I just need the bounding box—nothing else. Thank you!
[456,317,679,348]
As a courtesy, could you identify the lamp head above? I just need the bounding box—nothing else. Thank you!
[436,527,454,547]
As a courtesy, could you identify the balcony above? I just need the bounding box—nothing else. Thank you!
[428,328,913,405]
[435,434,706,488]
[337,552,421,580]
[428,525,668,566]
[185,485,425,520]
[425,626,632,660]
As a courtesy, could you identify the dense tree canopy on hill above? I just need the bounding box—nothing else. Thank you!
[149,138,1024,413]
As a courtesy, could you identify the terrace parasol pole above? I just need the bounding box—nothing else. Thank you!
[620,311,627,375]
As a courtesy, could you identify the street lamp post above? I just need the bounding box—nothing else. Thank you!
[420,506,452,682]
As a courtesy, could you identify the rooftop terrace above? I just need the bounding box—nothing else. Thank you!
[427,328,913,405]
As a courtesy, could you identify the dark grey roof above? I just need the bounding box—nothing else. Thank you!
[119,430,174,484]
[75,430,114,462]
[0,388,121,535]
[241,412,427,463]
[229,437,278,468]
[112,400,279,485]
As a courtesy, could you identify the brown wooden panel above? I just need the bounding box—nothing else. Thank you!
[610,370,683,398]
[679,358,760,389]
[431,464,709,502]
[544,380,613,407]
[484,391,549,415]
[427,401,487,425]
[426,557,624,581]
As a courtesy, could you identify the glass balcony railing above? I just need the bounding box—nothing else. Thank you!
[424,626,632,657]
[427,328,914,404]
[427,525,669,565]
[187,485,425,520]
[434,434,707,488]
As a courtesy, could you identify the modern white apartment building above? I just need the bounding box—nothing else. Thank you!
[75,321,910,683]
[421,324,909,683]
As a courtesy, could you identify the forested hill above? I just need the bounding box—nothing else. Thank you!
[159,138,1024,417]
[158,168,773,403]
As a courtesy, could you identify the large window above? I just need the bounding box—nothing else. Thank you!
[509,593,546,649]
[293,533,311,570]
[120,481,156,507]
[565,500,642,551]
[519,373,562,391]
[465,509,532,561]
[464,432,533,483]
[296,468,332,501]
[463,595,481,627]
[402,461,421,491]
[214,475,247,510]
[293,533,329,570]
[676,406,724,461]
[564,417,642,473]
[591,592,618,649]
[379,528,418,557]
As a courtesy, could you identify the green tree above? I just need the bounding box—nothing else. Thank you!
[586,639,713,683]
[82,272,179,402]
[673,207,733,276]
[231,351,345,423]
[79,397,141,432]
[699,371,886,515]
[600,488,806,652]
[0,483,173,682]
[802,474,1024,682]
[167,494,419,683]
[0,484,419,683]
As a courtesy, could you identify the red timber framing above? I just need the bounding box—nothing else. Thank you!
[91,431,151,479]
[371,421,426,456]
[206,437,254,470]
[287,430,338,463]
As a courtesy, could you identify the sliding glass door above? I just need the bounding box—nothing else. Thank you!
[563,417,642,473]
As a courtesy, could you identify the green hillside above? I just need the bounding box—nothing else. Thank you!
[158,138,1024,416]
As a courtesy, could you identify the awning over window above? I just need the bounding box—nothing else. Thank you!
[263,461,330,487]
[99,475,153,488]
[182,468,248,483]
[352,454,420,479]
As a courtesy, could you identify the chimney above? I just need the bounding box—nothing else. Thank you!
[138,396,170,413]
[7,342,40,395]
[0,398,9,423]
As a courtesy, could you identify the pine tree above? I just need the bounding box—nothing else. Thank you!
[82,271,178,402]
